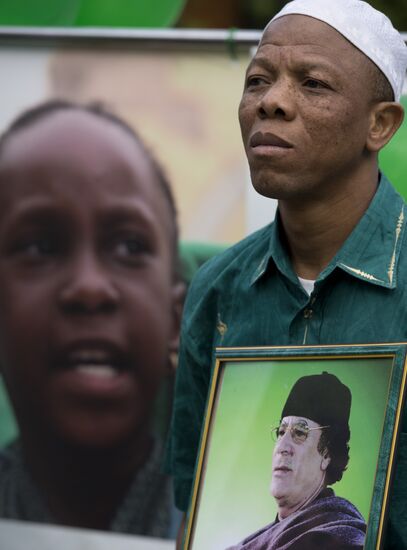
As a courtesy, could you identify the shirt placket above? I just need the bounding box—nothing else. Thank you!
[288,289,321,346]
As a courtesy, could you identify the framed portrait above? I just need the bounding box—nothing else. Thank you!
[183,343,407,550]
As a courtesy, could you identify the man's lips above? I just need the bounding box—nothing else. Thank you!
[250,131,293,149]
[273,465,293,473]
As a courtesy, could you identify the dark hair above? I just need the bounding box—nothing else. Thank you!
[0,99,181,278]
[317,423,350,485]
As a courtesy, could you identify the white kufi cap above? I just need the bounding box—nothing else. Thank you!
[265,0,407,101]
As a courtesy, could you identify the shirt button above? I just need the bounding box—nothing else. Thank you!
[303,309,313,319]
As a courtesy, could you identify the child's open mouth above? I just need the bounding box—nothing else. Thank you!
[65,348,127,378]
[53,341,135,397]
[75,364,118,379]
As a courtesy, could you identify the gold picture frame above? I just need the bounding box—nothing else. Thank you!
[184,343,407,550]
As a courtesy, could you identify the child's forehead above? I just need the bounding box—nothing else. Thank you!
[0,112,172,224]
[2,110,143,164]
[0,111,160,200]
[0,108,177,259]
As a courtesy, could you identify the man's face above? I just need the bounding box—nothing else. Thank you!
[0,111,181,449]
[271,415,329,517]
[238,15,376,203]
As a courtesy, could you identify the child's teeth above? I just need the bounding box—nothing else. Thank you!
[76,365,116,378]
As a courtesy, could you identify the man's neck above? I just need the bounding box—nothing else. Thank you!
[277,479,327,521]
[278,167,380,280]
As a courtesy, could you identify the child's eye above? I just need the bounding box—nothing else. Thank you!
[16,237,58,259]
[113,236,151,262]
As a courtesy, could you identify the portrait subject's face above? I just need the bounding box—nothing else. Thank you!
[0,111,180,449]
[238,14,375,202]
[271,415,330,517]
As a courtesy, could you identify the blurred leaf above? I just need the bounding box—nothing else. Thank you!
[0,0,81,26]
[75,0,187,28]
[0,0,187,28]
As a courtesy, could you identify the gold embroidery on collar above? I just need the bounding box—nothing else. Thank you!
[340,205,404,286]
[256,256,267,276]
[387,206,404,285]
[217,313,228,340]
[251,255,268,285]
[340,264,384,283]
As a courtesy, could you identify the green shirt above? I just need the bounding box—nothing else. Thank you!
[166,175,407,547]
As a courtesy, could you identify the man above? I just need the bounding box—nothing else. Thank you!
[166,1,407,548]
[227,372,366,550]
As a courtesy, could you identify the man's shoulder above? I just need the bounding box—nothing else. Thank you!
[386,179,407,273]
[319,491,365,520]
[341,175,407,292]
[188,223,272,295]
[227,491,366,550]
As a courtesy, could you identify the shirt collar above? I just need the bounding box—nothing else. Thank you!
[251,175,405,290]
[250,210,299,286]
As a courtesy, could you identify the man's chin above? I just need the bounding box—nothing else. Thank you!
[250,173,303,202]
[250,172,320,203]
[251,176,282,200]
[270,480,290,501]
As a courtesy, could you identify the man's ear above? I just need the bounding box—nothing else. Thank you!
[168,280,186,360]
[321,449,331,472]
[366,101,404,152]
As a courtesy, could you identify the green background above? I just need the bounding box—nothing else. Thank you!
[380,96,407,198]
[0,380,17,447]
[190,357,393,550]
[0,0,187,28]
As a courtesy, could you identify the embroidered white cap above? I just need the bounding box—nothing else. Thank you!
[264,0,407,101]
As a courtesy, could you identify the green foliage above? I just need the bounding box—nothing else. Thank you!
[0,0,187,28]
[239,0,285,27]
[380,97,407,200]
[239,0,407,30]
[369,0,407,31]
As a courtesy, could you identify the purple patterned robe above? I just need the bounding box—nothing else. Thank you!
[226,488,366,550]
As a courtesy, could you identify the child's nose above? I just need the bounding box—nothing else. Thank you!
[58,252,119,314]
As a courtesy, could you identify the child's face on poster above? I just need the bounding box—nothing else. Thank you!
[0,111,181,449]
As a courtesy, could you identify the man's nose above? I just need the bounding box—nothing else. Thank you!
[275,429,295,454]
[59,251,119,314]
[257,78,296,121]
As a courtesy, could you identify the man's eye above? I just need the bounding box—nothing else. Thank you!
[303,78,328,89]
[277,427,287,438]
[246,76,267,89]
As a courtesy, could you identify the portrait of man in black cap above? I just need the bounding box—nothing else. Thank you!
[227,372,366,550]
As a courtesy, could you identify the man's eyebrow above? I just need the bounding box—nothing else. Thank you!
[246,53,342,79]
[294,58,341,76]
[245,56,271,73]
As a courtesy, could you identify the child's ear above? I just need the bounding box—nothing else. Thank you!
[168,280,186,362]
